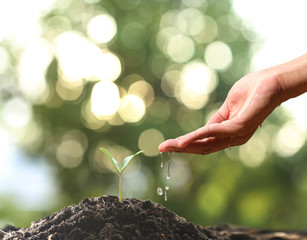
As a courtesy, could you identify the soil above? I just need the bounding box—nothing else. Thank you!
[1,196,307,240]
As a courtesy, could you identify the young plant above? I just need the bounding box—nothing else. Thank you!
[99,147,143,201]
[0,229,10,236]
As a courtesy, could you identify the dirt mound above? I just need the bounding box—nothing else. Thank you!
[1,196,307,240]
[1,196,216,240]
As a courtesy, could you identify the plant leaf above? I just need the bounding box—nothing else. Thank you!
[99,147,120,173]
[121,150,143,173]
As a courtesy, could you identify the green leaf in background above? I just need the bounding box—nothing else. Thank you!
[99,147,120,173]
[121,150,144,172]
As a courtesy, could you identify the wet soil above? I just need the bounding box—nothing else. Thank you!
[1,196,307,240]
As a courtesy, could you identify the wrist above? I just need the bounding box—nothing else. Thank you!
[266,54,307,103]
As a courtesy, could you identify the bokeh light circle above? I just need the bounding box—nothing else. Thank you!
[87,14,117,44]
[119,95,146,123]
[175,60,217,109]
[205,41,233,70]
[91,80,121,118]
[138,129,164,156]
[93,50,122,82]
[0,46,10,74]
[167,34,195,63]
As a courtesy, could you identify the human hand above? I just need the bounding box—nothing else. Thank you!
[159,70,283,154]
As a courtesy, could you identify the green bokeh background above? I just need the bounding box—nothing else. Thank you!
[1,0,307,230]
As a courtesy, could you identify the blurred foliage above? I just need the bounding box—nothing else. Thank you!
[1,0,307,230]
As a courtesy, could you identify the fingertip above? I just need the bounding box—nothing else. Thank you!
[158,143,165,152]
[158,139,178,152]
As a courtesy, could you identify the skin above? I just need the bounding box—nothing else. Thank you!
[159,54,307,155]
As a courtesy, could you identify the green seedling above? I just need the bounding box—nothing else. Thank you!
[0,229,10,236]
[99,147,143,201]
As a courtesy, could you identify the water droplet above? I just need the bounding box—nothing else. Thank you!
[157,187,163,196]
[160,152,163,168]
[165,186,169,190]
[258,124,262,128]
[166,173,170,179]
[164,190,168,201]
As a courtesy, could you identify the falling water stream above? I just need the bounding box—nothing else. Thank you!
[157,152,172,201]
[166,152,172,179]
[160,152,163,168]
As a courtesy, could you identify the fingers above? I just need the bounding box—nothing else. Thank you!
[158,139,179,152]
[205,102,229,125]
[160,137,228,154]
[159,103,231,152]
[159,126,258,155]
[174,103,232,148]
[159,120,240,152]
[176,120,240,148]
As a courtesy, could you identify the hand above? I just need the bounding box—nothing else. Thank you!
[159,70,283,154]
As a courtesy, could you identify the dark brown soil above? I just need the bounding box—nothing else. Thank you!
[1,196,307,240]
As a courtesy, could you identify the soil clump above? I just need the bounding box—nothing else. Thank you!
[1,196,307,240]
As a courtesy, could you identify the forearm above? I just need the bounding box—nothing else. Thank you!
[269,53,307,102]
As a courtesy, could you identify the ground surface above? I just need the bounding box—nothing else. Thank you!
[1,196,307,240]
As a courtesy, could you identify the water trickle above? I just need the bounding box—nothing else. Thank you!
[157,187,163,196]
[167,152,172,179]
[158,152,172,201]
[160,152,163,168]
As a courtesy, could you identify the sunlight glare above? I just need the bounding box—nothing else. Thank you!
[273,121,305,158]
[119,95,146,123]
[93,50,121,82]
[87,14,117,44]
[0,0,55,45]
[156,27,179,53]
[176,8,204,36]
[91,80,121,118]
[2,97,32,129]
[138,129,164,157]
[56,79,84,101]
[18,39,53,103]
[239,134,267,167]
[56,130,87,168]
[55,32,94,85]
[161,69,181,97]
[205,41,233,71]
[56,140,84,168]
[282,93,307,131]
[0,46,10,74]
[167,34,195,63]
[128,81,154,106]
[193,16,217,44]
[55,32,121,84]
[81,100,106,130]
[176,61,217,109]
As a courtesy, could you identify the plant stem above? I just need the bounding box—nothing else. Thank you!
[0,229,9,235]
[119,172,122,201]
